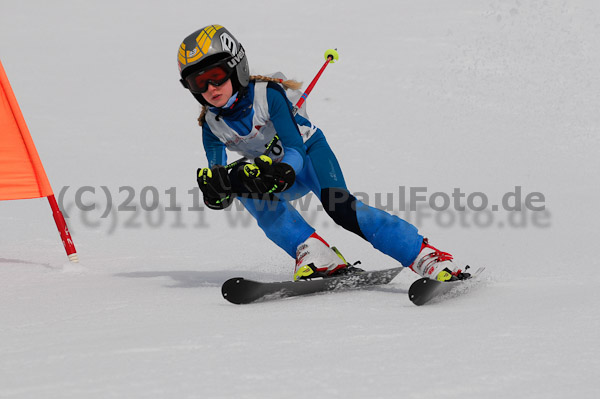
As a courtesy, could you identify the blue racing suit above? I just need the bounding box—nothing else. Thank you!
[201,78,423,266]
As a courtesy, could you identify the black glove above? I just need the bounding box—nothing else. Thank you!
[197,165,233,210]
[238,155,295,194]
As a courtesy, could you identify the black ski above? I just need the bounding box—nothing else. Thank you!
[408,267,485,306]
[222,266,404,304]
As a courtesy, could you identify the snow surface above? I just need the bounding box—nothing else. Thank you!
[1,0,599,398]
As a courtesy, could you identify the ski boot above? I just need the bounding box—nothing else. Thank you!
[409,238,470,282]
[293,233,363,281]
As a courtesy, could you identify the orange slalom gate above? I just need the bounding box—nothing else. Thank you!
[0,60,78,262]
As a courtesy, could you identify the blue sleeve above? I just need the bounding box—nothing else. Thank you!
[202,124,227,167]
[266,83,306,173]
[281,147,303,172]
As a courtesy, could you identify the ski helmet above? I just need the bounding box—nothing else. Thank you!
[178,25,249,104]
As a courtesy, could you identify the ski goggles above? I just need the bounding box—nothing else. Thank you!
[183,60,235,94]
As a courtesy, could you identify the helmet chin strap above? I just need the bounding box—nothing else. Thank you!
[192,89,239,108]
[212,92,240,121]
[222,92,238,108]
[207,92,239,112]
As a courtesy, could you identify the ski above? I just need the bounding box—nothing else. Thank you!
[222,266,404,304]
[408,267,485,306]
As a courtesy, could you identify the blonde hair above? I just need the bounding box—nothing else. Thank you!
[197,75,303,126]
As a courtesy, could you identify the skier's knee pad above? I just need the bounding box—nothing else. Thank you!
[320,188,365,239]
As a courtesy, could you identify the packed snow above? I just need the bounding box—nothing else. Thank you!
[1,1,599,398]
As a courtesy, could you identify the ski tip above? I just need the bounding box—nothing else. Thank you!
[221,277,246,305]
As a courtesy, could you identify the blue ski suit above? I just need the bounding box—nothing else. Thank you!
[201,78,423,266]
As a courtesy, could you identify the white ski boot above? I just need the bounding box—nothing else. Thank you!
[293,233,360,281]
[410,238,468,281]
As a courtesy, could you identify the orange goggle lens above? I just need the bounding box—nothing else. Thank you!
[185,64,233,94]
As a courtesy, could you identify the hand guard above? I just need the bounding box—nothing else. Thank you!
[238,155,295,194]
[197,165,233,210]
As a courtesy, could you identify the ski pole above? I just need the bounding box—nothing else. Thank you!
[225,48,339,171]
[292,48,339,115]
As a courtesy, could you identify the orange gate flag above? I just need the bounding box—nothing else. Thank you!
[0,59,78,262]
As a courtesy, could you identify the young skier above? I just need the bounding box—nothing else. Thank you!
[178,25,469,282]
